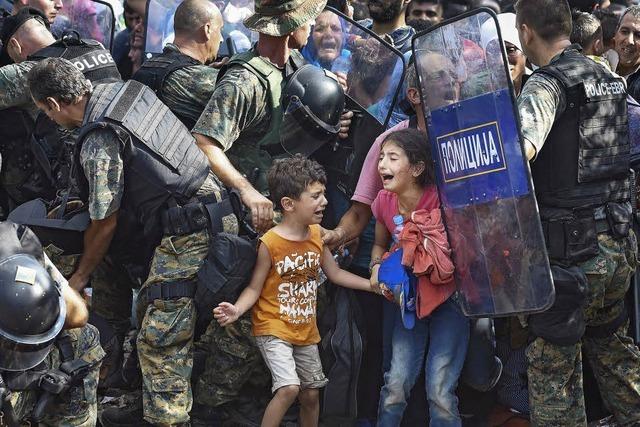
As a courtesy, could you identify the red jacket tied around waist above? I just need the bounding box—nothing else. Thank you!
[398,208,456,318]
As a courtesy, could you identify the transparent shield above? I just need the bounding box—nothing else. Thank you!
[143,0,256,57]
[301,7,405,127]
[52,0,115,49]
[413,9,554,317]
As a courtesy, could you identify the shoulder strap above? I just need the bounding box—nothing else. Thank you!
[135,50,200,98]
[55,331,74,363]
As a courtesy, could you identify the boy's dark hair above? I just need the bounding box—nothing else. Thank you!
[267,154,327,210]
[570,10,602,50]
[515,0,572,41]
[381,128,436,186]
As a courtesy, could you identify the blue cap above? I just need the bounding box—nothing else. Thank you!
[378,249,416,330]
[393,215,404,226]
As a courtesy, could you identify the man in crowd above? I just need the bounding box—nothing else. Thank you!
[571,10,604,57]
[515,0,640,424]
[405,0,443,32]
[27,56,240,426]
[615,6,640,98]
[132,0,223,128]
[112,0,142,77]
[192,0,332,231]
[0,9,134,362]
[12,0,62,24]
[190,2,351,422]
[360,0,414,52]
[132,1,272,423]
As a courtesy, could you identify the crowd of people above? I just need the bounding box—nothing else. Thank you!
[1,0,640,426]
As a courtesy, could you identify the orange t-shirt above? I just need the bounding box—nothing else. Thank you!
[251,225,323,345]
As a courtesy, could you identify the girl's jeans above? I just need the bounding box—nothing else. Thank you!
[377,297,470,426]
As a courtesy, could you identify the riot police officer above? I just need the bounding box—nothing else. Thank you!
[0,7,120,208]
[515,0,640,424]
[0,220,104,426]
[132,0,223,129]
[191,0,353,232]
[26,57,240,426]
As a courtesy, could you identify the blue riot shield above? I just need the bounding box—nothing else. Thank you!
[143,0,256,58]
[52,0,115,49]
[412,9,554,317]
[302,7,406,197]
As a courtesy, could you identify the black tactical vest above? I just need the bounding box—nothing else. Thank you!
[530,46,631,210]
[0,37,122,209]
[74,81,210,269]
[131,46,200,128]
[28,36,121,84]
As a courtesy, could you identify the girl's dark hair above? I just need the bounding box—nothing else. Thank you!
[381,128,436,186]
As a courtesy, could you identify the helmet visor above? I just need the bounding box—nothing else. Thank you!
[280,96,341,157]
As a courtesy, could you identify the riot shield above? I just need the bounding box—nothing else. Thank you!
[412,9,554,317]
[143,0,256,58]
[51,0,115,49]
[305,7,406,197]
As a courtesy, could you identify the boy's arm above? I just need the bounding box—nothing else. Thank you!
[321,246,376,292]
[214,242,271,325]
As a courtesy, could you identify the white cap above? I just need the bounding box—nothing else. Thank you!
[480,13,522,52]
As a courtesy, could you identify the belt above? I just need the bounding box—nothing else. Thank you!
[160,192,234,237]
[142,281,197,303]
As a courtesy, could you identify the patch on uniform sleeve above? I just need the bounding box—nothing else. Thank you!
[15,266,37,285]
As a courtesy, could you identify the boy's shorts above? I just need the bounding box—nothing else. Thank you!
[255,335,328,393]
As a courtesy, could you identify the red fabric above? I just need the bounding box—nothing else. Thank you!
[398,208,456,318]
[371,186,439,233]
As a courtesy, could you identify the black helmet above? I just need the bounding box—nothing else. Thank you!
[0,253,65,371]
[281,64,345,157]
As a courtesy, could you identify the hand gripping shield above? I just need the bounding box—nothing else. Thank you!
[51,0,115,49]
[412,8,554,317]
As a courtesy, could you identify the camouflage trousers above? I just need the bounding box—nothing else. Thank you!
[8,324,105,426]
[136,230,209,426]
[193,314,270,411]
[527,232,640,426]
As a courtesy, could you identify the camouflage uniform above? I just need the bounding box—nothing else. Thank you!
[0,61,37,112]
[527,233,640,426]
[192,60,273,191]
[159,43,219,126]
[79,123,237,425]
[191,54,279,417]
[8,323,105,426]
[519,71,640,426]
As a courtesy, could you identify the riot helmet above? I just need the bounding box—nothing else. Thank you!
[280,64,345,157]
[0,253,66,371]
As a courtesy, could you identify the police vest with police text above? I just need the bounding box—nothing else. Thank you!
[216,48,305,192]
[131,46,201,128]
[74,81,210,270]
[0,37,122,210]
[530,46,631,209]
[28,37,121,83]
